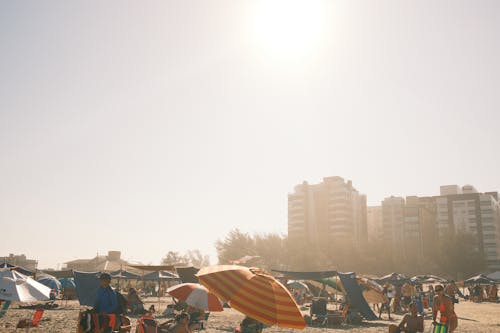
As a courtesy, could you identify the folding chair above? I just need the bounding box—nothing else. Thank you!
[136,315,161,333]
[309,297,328,326]
[16,309,44,330]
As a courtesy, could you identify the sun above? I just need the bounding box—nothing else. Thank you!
[252,0,323,59]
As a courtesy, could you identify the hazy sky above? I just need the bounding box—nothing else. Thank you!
[1,1,499,269]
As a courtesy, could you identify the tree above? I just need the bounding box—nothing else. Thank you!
[215,229,256,264]
[161,251,188,266]
[186,249,210,268]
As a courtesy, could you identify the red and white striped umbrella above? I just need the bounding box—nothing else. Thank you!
[197,265,306,329]
[167,283,223,312]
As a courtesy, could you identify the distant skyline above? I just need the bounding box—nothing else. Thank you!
[1,1,499,269]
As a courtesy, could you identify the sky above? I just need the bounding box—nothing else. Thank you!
[1,1,499,269]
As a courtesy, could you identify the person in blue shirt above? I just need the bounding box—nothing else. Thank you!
[94,273,119,314]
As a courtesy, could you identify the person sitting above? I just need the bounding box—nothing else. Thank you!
[168,312,191,333]
[127,287,145,315]
[93,273,121,332]
[186,305,206,330]
[237,316,264,333]
[388,302,423,333]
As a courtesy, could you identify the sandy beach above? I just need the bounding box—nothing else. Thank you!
[1,298,499,333]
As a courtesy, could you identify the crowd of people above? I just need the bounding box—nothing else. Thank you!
[79,272,500,333]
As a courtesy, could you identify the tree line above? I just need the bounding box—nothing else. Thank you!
[214,229,485,280]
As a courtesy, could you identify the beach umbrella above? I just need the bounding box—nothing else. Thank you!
[143,271,180,281]
[486,271,500,282]
[287,280,310,292]
[410,275,447,284]
[58,278,76,289]
[110,269,141,280]
[167,283,223,312]
[377,273,409,285]
[464,274,496,285]
[0,270,51,302]
[37,274,62,291]
[197,265,306,329]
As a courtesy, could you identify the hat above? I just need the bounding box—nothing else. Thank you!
[99,273,112,280]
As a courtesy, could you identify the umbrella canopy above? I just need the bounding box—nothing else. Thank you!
[58,278,76,289]
[377,273,409,285]
[110,269,141,280]
[167,283,223,312]
[464,274,496,285]
[37,274,62,291]
[410,275,447,284]
[197,265,306,329]
[0,270,51,302]
[143,270,180,281]
[312,276,386,304]
[287,280,309,292]
[486,271,500,282]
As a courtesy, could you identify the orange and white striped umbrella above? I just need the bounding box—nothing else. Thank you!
[166,283,223,312]
[197,265,306,329]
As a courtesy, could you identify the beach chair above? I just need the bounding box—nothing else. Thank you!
[324,304,349,326]
[0,301,11,318]
[309,297,328,326]
[77,311,131,333]
[136,315,164,333]
[16,308,44,329]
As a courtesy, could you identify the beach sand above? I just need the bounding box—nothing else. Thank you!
[1,298,499,332]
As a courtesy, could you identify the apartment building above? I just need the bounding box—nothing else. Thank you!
[381,196,438,260]
[288,176,367,248]
[367,206,383,241]
[435,185,500,269]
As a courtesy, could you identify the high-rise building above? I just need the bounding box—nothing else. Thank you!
[288,176,367,248]
[434,185,500,269]
[367,206,383,241]
[381,196,438,260]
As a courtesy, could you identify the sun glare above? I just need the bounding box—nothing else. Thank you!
[252,0,323,59]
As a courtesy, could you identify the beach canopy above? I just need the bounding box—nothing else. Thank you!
[486,271,500,282]
[110,269,141,280]
[73,271,101,306]
[271,269,337,280]
[167,283,223,312]
[0,270,51,302]
[287,280,310,292]
[464,274,496,285]
[127,264,175,272]
[37,274,62,291]
[176,266,200,283]
[198,265,306,329]
[376,273,409,285]
[42,270,74,279]
[143,271,180,281]
[410,275,448,284]
[58,277,76,289]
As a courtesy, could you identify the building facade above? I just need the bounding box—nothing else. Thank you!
[1,253,38,270]
[288,176,368,248]
[367,206,383,242]
[434,185,500,269]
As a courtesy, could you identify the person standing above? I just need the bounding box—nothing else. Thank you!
[433,285,457,333]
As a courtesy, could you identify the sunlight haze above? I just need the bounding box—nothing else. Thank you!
[1,0,499,269]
